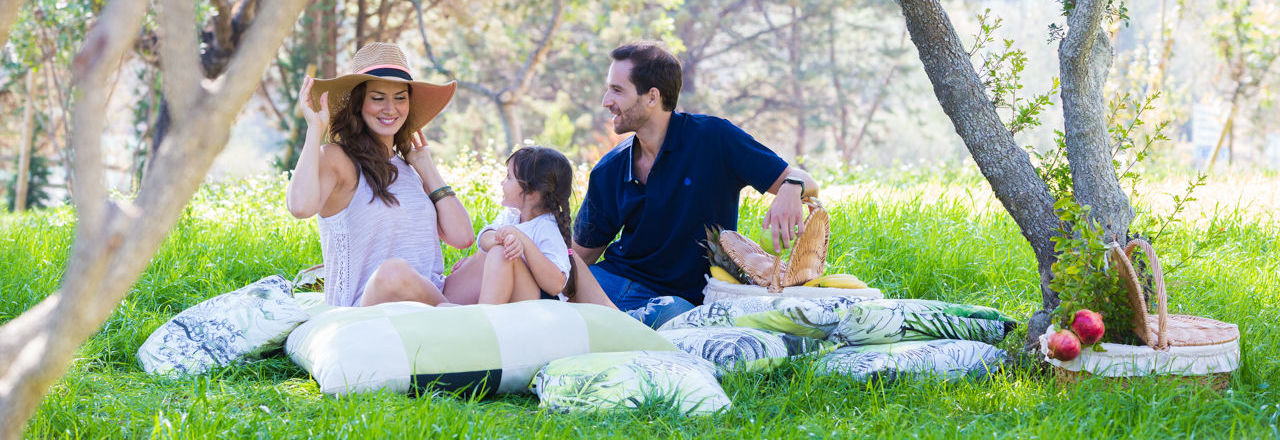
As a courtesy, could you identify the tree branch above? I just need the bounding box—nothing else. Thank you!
[508,0,564,101]
[1060,0,1132,242]
[158,0,204,119]
[410,0,493,97]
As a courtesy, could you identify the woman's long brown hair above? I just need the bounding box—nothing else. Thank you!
[328,81,414,206]
[507,146,578,298]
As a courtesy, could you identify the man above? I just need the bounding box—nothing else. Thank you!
[572,41,819,328]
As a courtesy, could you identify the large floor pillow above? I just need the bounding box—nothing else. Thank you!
[830,299,1017,345]
[137,275,308,375]
[531,350,730,415]
[816,339,1006,382]
[293,291,337,319]
[286,300,677,396]
[658,295,870,339]
[659,327,835,375]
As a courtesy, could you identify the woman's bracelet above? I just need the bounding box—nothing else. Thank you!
[428,185,455,203]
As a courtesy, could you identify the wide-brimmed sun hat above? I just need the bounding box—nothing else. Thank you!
[309,42,456,135]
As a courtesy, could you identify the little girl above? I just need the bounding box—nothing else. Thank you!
[443,146,578,304]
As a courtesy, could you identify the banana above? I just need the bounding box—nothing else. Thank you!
[709,266,741,284]
[804,274,869,289]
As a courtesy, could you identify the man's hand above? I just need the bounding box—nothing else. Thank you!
[762,182,804,253]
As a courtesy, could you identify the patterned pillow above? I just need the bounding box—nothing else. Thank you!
[137,275,309,375]
[816,339,1006,382]
[829,299,1018,345]
[531,350,730,415]
[658,295,870,339]
[659,327,835,375]
[285,300,677,396]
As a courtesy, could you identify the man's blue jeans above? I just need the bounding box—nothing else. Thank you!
[589,265,695,328]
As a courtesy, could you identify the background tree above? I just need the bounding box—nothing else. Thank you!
[898,0,1133,349]
[1205,0,1279,170]
[0,0,309,435]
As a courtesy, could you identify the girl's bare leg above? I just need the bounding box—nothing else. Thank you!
[478,249,540,304]
[360,257,448,306]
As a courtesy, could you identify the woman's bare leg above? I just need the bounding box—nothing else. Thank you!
[477,249,540,304]
[566,254,618,309]
[360,257,448,306]
[442,253,485,305]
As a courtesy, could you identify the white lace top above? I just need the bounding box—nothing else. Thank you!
[318,156,444,306]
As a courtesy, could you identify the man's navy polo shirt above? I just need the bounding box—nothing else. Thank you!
[573,112,788,304]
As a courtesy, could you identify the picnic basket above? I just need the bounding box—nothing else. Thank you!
[1041,239,1239,389]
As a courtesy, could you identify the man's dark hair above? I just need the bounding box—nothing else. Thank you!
[610,41,681,111]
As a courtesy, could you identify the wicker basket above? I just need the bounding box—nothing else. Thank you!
[701,276,883,303]
[1041,239,1240,389]
[720,198,830,292]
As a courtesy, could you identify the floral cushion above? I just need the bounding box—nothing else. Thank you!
[658,295,871,339]
[829,299,1018,345]
[816,339,1006,382]
[531,350,730,415]
[137,275,308,375]
[659,327,834,375]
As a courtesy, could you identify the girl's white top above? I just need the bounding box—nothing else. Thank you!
[318,156,444,306]
[479,208,572,290]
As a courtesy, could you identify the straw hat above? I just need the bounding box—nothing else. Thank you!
[309,42,456,135]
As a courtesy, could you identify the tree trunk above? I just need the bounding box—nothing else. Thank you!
[0,0,308,436]
[497,96,523,153]
[789,3,806,160]
[15,73,34,212]
[0,0,21,51]
[829,17,851,163]
[898,0,1062,350]
[1059,0,1132,244]
[320,0,338,78]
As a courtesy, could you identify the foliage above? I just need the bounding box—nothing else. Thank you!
[1047,197,1138,344]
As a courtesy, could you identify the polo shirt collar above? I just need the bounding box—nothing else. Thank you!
[622,112,687,184]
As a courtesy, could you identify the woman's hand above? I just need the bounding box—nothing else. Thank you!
[299,77,330,133]
[406,129,433,167]
[496,226,527,260]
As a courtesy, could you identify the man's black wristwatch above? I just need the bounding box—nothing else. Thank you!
[783,176,805,195]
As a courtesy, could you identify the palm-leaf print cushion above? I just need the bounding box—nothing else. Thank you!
[816,339,1006,382]
[286,300,677,396]
[531,350,730,415]
[658,295,872,339]
[659,327,835,375]
[830,299,1017,345]
[137,275,309,375]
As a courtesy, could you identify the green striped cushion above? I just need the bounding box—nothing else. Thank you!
[285,300,677,396]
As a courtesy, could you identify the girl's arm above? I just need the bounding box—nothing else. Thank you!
[405,131,474,249]
[496,226,567,294]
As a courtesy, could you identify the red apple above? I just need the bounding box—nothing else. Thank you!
[1047,329,1082,361]
[1070,309,1106,345]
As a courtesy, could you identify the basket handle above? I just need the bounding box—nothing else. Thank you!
[1124,239,1169,349]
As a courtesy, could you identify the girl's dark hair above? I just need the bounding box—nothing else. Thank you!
[328,81,415,206]
[507,146,577,298]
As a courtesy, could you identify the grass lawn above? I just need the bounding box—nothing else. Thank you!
[2,165,1277,438]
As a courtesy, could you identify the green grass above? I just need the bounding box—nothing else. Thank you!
[2,166,1278,439]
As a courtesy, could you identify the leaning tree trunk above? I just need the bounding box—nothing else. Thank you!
[15,73,34,212]
[898,0,1063,351]
[0,0,308,437]
[1059,0,1133,244]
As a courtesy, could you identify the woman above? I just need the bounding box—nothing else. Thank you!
[287,42,473,307]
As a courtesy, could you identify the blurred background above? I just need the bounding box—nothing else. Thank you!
[0,0,1276,210]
